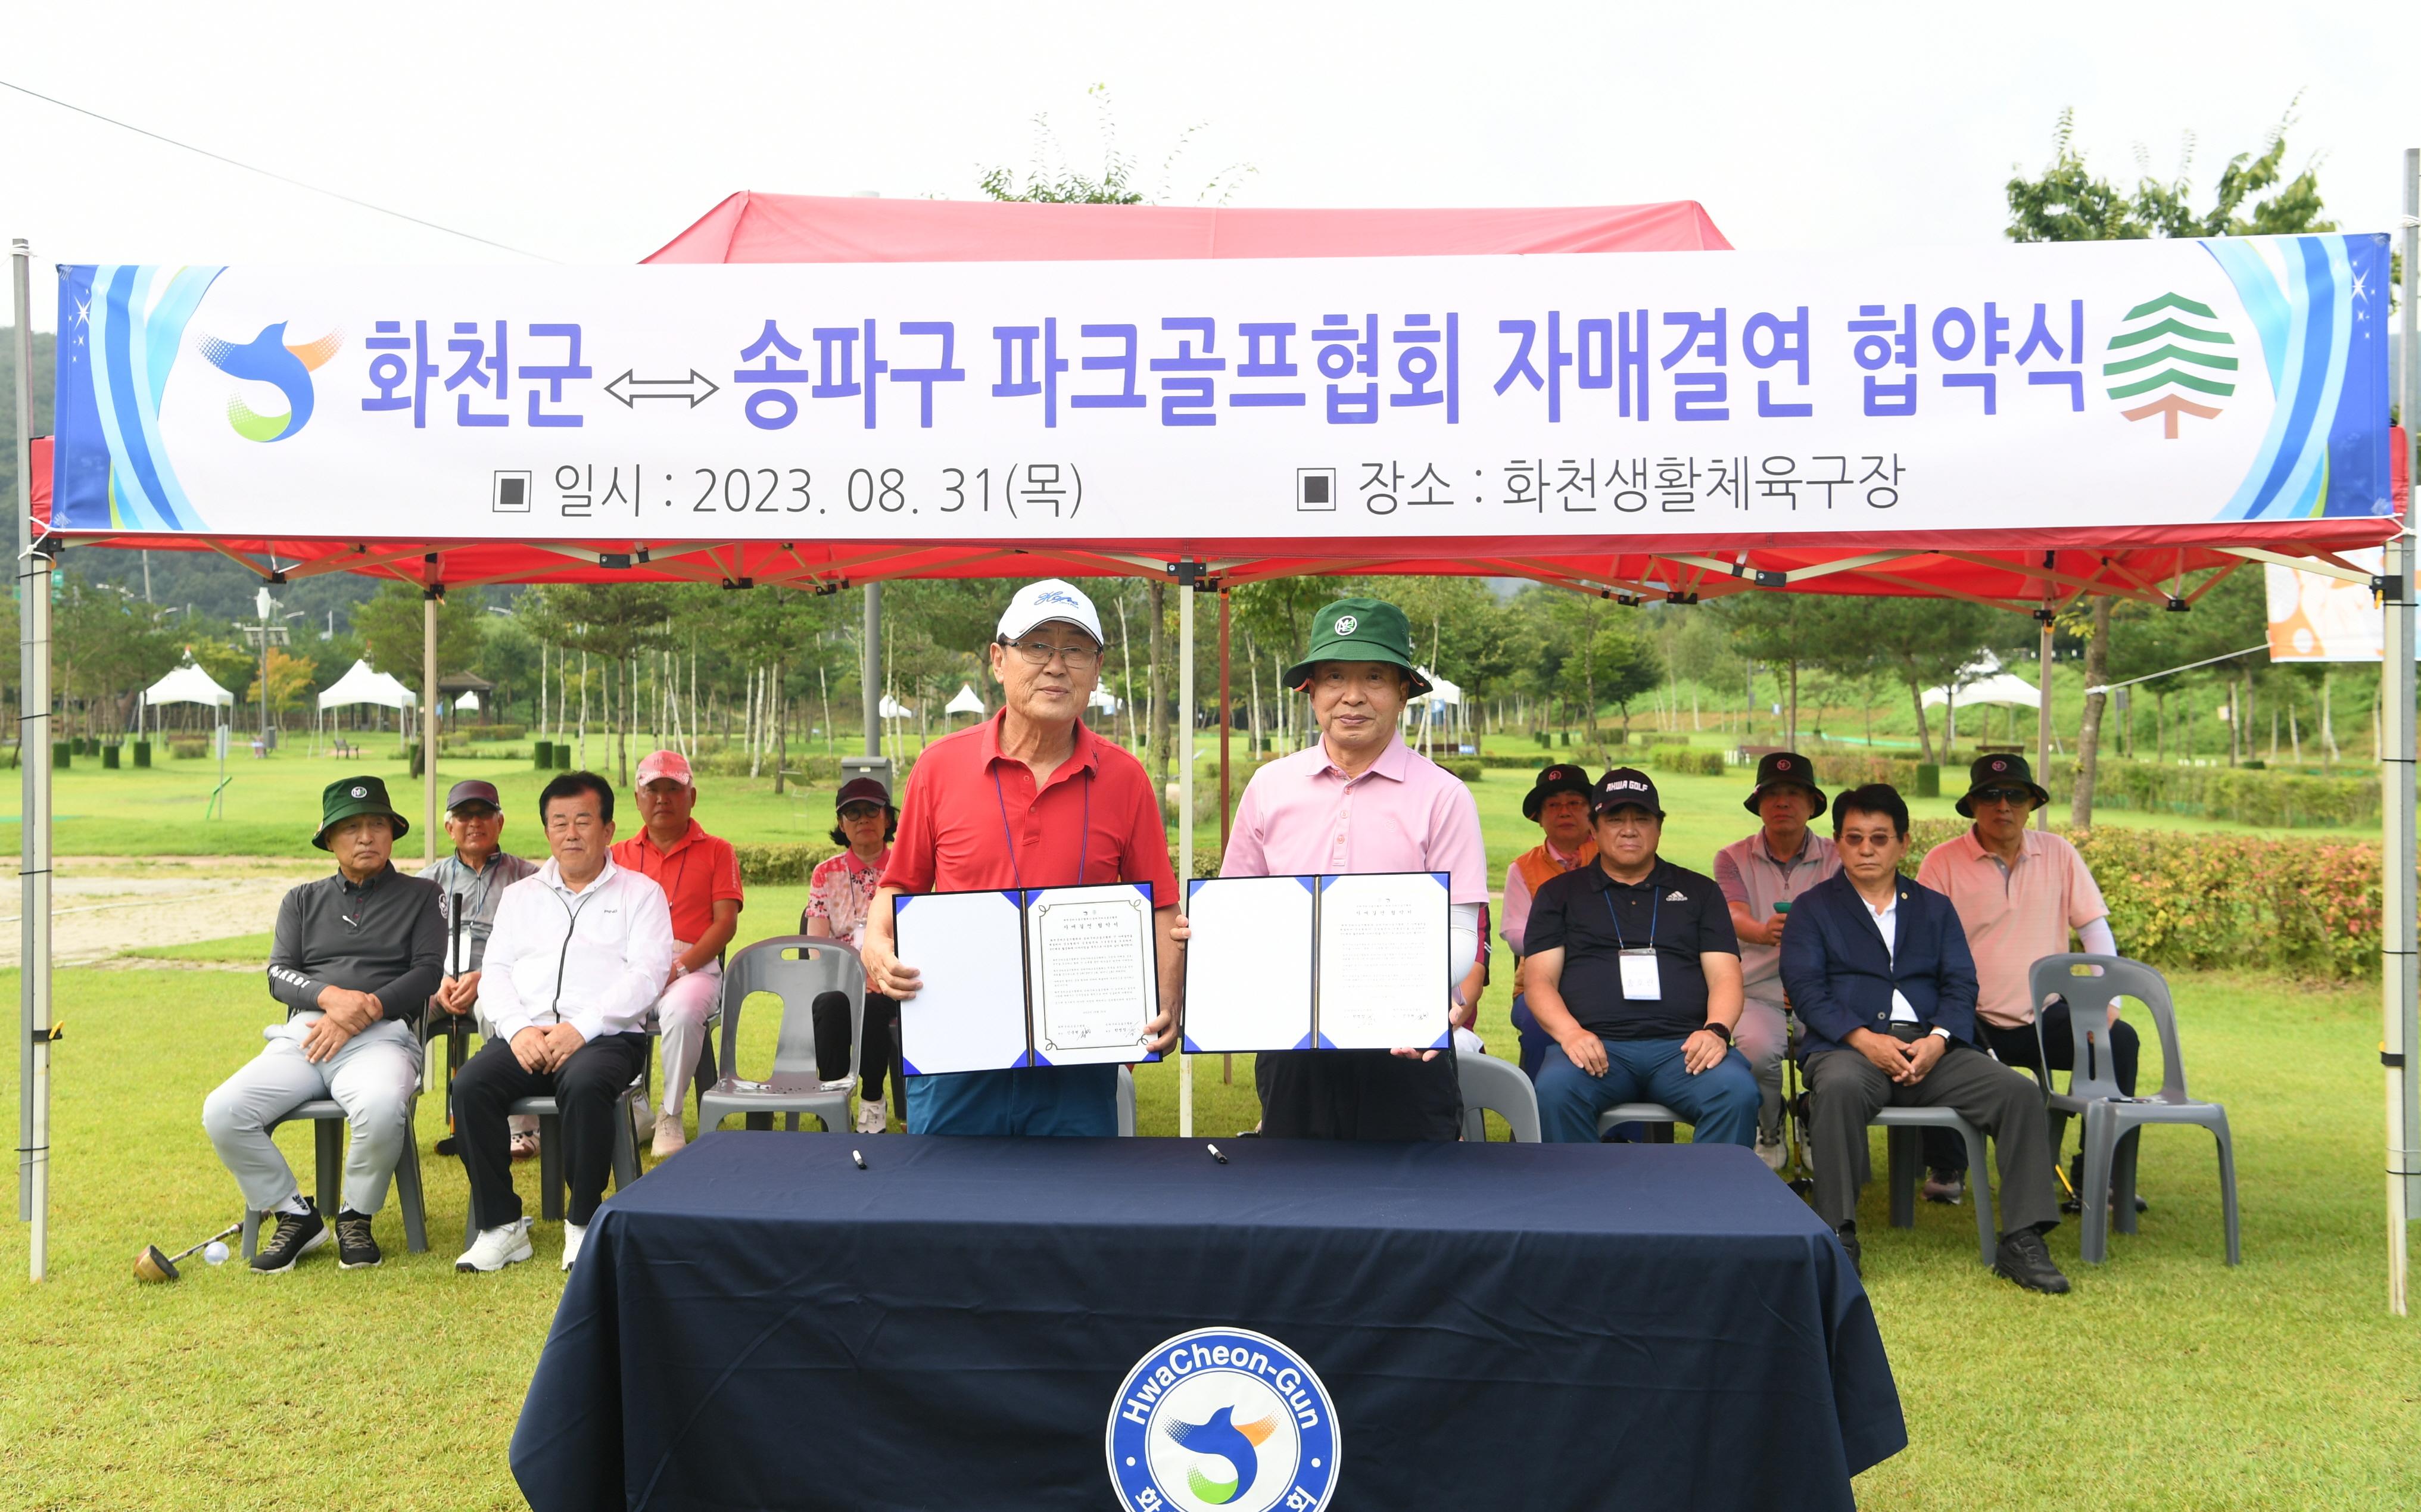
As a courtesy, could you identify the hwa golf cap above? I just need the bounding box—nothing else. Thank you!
[996,579,1104,646]
[1591,767,1665,819]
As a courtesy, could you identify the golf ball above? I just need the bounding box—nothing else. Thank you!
[202,1242,229,1265]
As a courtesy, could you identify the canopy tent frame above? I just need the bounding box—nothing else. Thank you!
[14,177,2419,1310]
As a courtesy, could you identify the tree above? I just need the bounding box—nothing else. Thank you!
[353,580,487,684]
[1852,599,2029,763]
[2006,105,2332,816]
[253,646,315,716]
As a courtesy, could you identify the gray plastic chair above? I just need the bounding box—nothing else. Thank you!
[1872,1106,1996,1264]
[2027,953,2240,1266]
[1116,1067,1136,1137]
[1457,1052,1541,1142]
[698,937,863,1135]
[462,1078,644,1246]
[241,1096,429,1260]
[1595,1102,1682,1142]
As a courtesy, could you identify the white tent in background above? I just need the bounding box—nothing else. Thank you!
[1409,667,1462,707]
[454,690,481,713]
[1921,672,2039,709]
[945,684,986,718]
[878,694,915,719]
[316,659,419,749]
[319,660,417,710]
[142,662,234,710]
[1088,687,1121,715]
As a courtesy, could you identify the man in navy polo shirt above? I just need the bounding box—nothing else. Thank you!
[1521,768,1761,1147]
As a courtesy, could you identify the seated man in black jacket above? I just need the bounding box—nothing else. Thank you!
[202,777,444,1274]
[1779,784,2068,1293]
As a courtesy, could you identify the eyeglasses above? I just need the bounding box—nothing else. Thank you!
[838,803,885,822]
[1973,786,2035,806]
[1001,637,1102,671]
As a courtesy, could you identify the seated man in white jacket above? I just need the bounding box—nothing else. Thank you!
[454,771,674,1274]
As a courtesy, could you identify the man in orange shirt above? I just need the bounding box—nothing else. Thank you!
[612,750,744,1158]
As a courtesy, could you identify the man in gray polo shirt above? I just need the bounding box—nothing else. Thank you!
[421,779,540,1158]
[202,777,444,1273]
[1711,751,1840,1170]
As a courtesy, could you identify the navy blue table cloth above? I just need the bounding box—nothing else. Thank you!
[513,1132,1902,1511]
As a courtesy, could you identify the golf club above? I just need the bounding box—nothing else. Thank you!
[133,1220,242,1283]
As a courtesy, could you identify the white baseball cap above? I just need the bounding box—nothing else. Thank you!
[996,579,1104,646]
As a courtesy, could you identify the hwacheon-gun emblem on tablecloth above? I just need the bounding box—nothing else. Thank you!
[1107,1327,1340,1512]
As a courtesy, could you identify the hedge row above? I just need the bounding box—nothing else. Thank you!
[1649,747,1725,777]
[731,841,844,886]
[1899,819,2386,980]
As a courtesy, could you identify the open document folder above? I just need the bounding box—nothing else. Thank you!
[1181,871,1451,1053]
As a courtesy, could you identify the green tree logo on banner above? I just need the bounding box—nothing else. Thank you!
[2102,292,2239,438]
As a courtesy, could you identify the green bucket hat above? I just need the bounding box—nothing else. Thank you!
[314,774,410,850]
[1282,597,1434,697]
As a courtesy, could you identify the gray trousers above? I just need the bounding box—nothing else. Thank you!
[202,1016,423,1215]
[1737,996,1789,1141]
[1804,1042,2061,1237]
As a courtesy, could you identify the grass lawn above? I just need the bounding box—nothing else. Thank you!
[0,737,2375,864]
[0,961,2414,1510]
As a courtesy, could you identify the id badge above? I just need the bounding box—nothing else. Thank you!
[1618,947,1661,1000]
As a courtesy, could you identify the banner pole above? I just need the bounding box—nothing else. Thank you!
[2390,146,2421,1316]
[423,570,439,865]
[1177,563,1196,1140]
[15,238,54,1279]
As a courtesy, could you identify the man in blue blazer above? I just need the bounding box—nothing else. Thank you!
[1780,784,2068,1293]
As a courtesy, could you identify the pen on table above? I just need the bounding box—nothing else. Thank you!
[1206,1143,1227,1164]
[852,1149,867,1170]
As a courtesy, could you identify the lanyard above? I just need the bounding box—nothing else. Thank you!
[993,766,1091,893]
[1601,875,1659,952]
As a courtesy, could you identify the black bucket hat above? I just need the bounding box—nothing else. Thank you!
[1523,763,1595,822]
[314,775,410,850]
[1955,752,2052,818]
[1743,750,1827,818]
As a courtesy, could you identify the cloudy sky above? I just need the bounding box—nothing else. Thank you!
[2,1,2415,328]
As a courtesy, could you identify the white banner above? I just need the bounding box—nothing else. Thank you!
[2266,550,2403,662]
[52,236,2390,543]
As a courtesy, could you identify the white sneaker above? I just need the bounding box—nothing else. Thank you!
[1756,1135,1788,1173]
[856,1099,889,1134]
[651,1117,687,1159]
[456,1217,534,1274]
[561,1221,587,1271]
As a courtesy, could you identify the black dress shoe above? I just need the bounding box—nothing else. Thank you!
[251,1200,328,1274]
[1834,1224,1862,1277]
[2062,1154,2151,1214]
[1993,1228,2072,1294]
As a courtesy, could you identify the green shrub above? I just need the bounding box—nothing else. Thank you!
[167,737,209,759]
[1439,758,1482,781]
[1903,820,2388,980]
[730,841,842,886]
[460,722,526,743]
[1649,747,1724,777]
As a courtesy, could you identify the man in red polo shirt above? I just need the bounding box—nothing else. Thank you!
[859,579,1181,1136]
[612,750,743,1156]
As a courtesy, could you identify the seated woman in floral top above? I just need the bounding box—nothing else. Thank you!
[802,777,899,1134]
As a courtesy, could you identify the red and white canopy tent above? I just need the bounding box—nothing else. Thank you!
[16,188,2417,1302]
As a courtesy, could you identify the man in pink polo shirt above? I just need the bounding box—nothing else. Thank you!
[1222,597,1488,1142]
[1915,753,2135,1209]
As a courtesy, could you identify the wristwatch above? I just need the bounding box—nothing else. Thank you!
[1700,1021,1734,1045]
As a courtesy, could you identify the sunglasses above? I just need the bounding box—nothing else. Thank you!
[1972,786,2035,806]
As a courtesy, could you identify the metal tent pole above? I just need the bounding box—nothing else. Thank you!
[423,577,440,864]
[2389,145,2421,1316]
[863,584,881,759]
[1177,563,1197,1139]
[14,238,54,1279]
[2036,607,2055,830]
